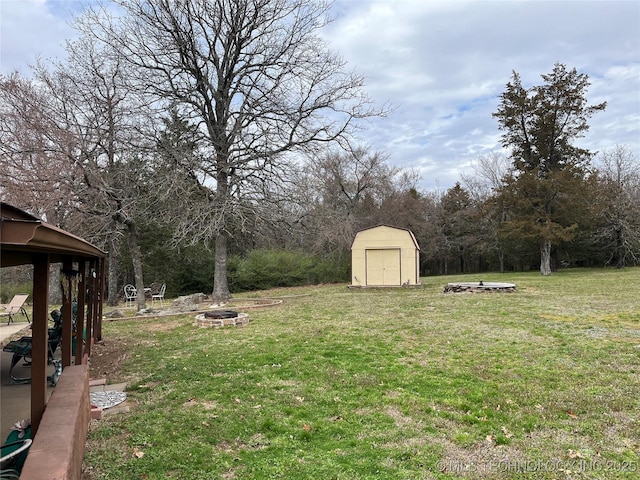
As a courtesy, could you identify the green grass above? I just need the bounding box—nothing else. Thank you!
[83,268,640,479]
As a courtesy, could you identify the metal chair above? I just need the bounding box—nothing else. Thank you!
[151,283,166,305]
[123,284,137,308]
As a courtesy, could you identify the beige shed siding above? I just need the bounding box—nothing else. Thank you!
[365,248,401,285]
[351,225,420,287]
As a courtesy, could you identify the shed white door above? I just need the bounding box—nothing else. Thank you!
[366,248,401,285]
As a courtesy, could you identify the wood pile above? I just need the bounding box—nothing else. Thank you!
[444,282,516,293]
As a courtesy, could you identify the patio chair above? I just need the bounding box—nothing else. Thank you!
[0,295,30,325]
[1,421,32,476]
[151,283,166,305]
[1,439,32,476]
[123,284,137,308]
[2,310,63,385]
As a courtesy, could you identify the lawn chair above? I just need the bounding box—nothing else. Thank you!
[0,295,30,325]
[2,310,63,385]
[1,439,32,476]
[151,283,166,305]
[123,284,137,308]
[1,421,32,476]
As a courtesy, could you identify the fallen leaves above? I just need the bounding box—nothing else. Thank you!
[501,426,514,439]
[567,449,584,459]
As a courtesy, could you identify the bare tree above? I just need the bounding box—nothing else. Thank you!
[461,151,511,201]
[78,0,382,302]
[1,29,155,309]
[594,145,640,267]
[461,151,512,272]
[298,147,399,253]
[0,73,74,222]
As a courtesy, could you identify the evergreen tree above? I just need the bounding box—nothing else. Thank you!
[493,63,606,275]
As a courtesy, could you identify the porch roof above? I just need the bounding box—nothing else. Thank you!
[1,202,106,266]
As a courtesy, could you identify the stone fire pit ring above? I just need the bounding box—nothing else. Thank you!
[194,310,250,328]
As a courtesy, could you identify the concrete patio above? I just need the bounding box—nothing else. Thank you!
[1,320,52,440]
[1,321,129,441]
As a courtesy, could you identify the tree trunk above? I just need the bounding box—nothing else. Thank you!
[615,228,625,268]
[498,250,505,274]
[48,263,62,304]
[107,246,119,307]
[540,240,552,275]
[212,232,231,304]
[126,221,146,311]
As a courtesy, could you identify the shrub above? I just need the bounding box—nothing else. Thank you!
[0,266,33,303]
[229,249,349,292]
[0,281,33,304]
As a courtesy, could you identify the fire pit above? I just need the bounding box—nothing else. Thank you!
[194,310,250,328]
[205,310,239,319]
[444,281,516,293]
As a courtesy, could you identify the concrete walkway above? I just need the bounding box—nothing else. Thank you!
[0,320,31,346]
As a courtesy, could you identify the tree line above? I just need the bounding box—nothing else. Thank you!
[1,1,639,308]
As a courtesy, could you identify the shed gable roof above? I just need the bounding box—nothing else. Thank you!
[351,224,420,250]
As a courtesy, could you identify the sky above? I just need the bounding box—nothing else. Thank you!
[1,0,639,192]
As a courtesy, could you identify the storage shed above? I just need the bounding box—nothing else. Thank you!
[351,225,421,287]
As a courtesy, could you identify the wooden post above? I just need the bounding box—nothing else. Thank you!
[96,257,105,341]
[85,261,94,358]
[61,259,73,367]
[75,261,86,365]
[31,254,50,435]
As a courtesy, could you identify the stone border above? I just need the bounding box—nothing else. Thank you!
[194,312,250,328]
[103,297,283,322]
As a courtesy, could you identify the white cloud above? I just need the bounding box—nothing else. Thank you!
[2,0,638,191]
[323,0,640,190]
[0,0,81,74]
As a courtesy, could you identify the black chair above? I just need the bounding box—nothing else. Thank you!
[2,310,63,385]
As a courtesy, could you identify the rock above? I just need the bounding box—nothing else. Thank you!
[172,293,208,311]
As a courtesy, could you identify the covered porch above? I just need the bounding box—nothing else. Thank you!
[1,202,106,479]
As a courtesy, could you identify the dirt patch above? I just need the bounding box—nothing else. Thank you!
[88,336,134,382]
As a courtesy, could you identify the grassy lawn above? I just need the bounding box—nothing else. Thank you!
[83,268,640,479]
